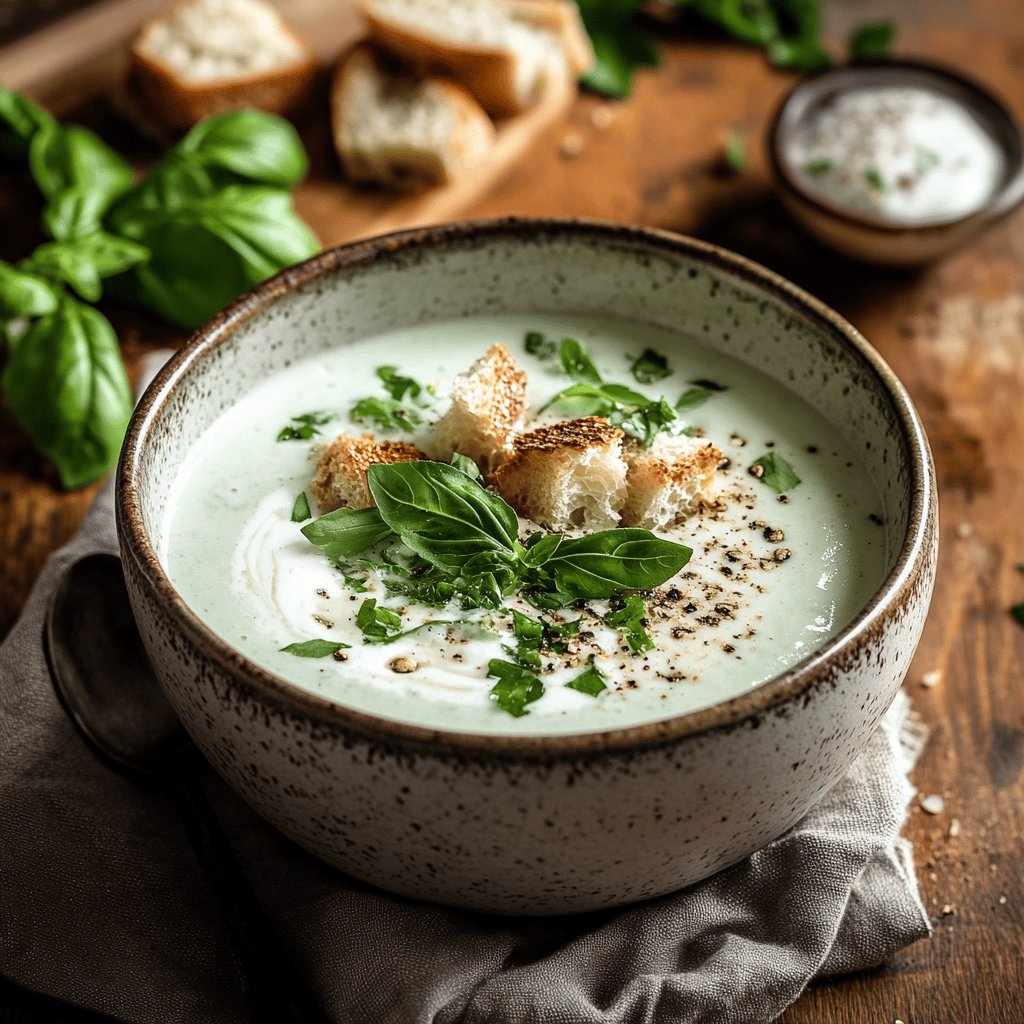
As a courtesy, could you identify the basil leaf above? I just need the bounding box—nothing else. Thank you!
[750,452,801,492]
[301,506,394,559]
[1,296,131,488]
[676,386,713,410]
[849,21,895,59]
[576,0,659,99]
[177,111,308,188]
[351,396,421,432]
[609,397,680,448]
[356,597,455,644]
[376,365,422,401]
[566,657,608,697]
[291,492,311,523]
[541,381,649,416]
[604,595,655,653]
[559,338,602,384]
[545,528,692,599]
[631,347,672,384]
[689,378,726,391]
[0,86,53,160]
[450,452,481,480]
[277,411,330,441]
[280,639,349,658]
[525,330,555,360]
[368,461,520,572]
[28,122,132,205]
[487,659,544,717]
[767,36,832,71]
[0,261,59,319]
[41,186,113,240]
[21,232,149,302]
[520,533,562,568]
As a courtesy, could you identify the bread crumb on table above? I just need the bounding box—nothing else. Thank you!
[920,793,946,815]
[560,131,584,158]
[921,669,942,688]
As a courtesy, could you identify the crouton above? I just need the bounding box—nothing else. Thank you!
[620,434,722,530]
[311,433,426,511]
[427,343,527,473]
[493,416,627,530]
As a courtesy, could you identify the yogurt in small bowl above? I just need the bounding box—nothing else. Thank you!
[771,61,1024,264]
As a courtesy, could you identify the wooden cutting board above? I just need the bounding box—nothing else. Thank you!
[0,0,577,247]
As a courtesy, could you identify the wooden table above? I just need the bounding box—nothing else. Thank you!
[2,1,1022,1020]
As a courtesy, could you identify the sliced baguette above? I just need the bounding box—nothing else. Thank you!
[360,0,579,116]
[505,0,594,77]
[331,45,495,190]
[311,433,426,511]
[620,434,722,530]
[493,417,627,531]
[427,344,528,473]
[130,0,317,133]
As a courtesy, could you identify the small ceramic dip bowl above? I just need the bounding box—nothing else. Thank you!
[770,61,1024,265]
[117,219,938,915]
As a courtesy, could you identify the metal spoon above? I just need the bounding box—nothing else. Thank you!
[45,552,325,1024]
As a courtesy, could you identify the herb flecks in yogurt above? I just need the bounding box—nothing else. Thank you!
[566,657,608,697]
[524,330,556,360]
[277,412,330,442]
[350,365,436,433]
[487,659,544,717]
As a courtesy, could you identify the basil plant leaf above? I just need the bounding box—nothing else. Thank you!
[450,452,481,480]
[0,261,59,319]
[368,461,521,572]
[545,528,692,599]
[848,21,895,60]
[28,122,132,205]
[302,505,394,559]
[1,296,131,488]
[21,232,149,303]
[178,111,309,188]
[280,639,349,658]
[0,86,54,161]
[42,186,112,240]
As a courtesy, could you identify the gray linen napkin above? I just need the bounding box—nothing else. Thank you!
[0,354,931,1024]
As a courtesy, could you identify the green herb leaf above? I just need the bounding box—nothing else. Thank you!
[177,111,308,188]
[375,365,422,402]
[689,378,726,391]
[450,452,481,480]
[356,597,403,640]
[864,167,886,192]
[0,261,59,319]
[604,595,655,653]
[1,295,131,488]
[350,396,422,432]
[750,452,801,492]
[676,386,714,410]
[487,659,544,717]
[0,86,54,160]
[277,412,330,441]
[804,158,832,177]
[566,657,608,697]
[41,186,111,240]
[20,232,149,303]
[525,330,556,360]
[579,14,659,99]
[767,36,833,72]
[542,380,682,448]
[559,338,602,384]
[368,461,520,572]
[28,122,132,206]
[631,347,672,384]
[1012,603,1024,628]
[543,528,692,600]
[724,125,746,173]
[280,639,350,658]
[291,492,311,523]
[610,397,680,448]
[302,505,394,559]
[849,21,895,60]
[915,146,940,174]
[520,532,563,568]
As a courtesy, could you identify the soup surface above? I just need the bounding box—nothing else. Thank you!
[162,313,888,735]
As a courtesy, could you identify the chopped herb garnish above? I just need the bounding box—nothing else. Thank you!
[450,452,481,481]
[749,452,801,493]
[689,379,726,392]
[525,330,556,360]
[603,595,654,654]
[864,167,887,192]
[277,412,330,442]
[724,125,746,173]
[487,659,544,717]
[566,657,608,697]
[376,365,423,402]
[630,347,672,384]
[676,386,714,410]
[848,21,895,60]
[291,492,311,523]
[1011,603,1024,628]
[559,338,602,384]
[612,397,681,448]
[542,380,684,448]
[355,598,402,640]
[915,146,941,174]
[350,396,422,432]
[279,639,350,658]
[804,158,832,177]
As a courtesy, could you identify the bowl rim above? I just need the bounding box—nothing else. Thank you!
[768,58,1024,235]
[117,217,936,758]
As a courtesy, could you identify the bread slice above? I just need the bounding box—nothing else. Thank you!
[505,0,594,77]
[620,434,722,530]
[427,344,528,473]
[311,433,426,512]
[130,0,317,133]
[331,45,495,190]
[493,417,627,531]
[360,0,581,116]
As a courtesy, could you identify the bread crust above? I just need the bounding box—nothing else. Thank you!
[311,433,426,512]
[505,0,594,76]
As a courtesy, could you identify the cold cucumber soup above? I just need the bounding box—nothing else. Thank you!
[161,313,888,736]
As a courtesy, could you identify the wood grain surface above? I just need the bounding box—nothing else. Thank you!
[2,0,1023,1020]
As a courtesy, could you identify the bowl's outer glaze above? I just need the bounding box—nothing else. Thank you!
[117,219,937,914]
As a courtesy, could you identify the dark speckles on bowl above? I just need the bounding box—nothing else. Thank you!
[116,218,937,915]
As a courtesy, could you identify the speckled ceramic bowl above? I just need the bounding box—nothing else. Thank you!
[770,61,1024,265]
[116,219,937,915]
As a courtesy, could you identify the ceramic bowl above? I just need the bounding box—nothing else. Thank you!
[769,60,1024,266]
[116,219,937,915]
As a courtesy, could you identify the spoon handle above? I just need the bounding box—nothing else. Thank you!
[170,775,328,1024]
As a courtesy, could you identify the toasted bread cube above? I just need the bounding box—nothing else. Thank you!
[620,434,722,530]
[428,343,527,473]
[311,433,425,511]
[493,416,627,530]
